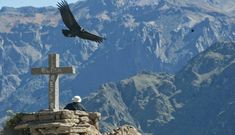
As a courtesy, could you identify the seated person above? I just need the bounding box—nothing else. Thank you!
[64,96,86,111]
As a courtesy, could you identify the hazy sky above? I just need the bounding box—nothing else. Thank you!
[0,0,80,8]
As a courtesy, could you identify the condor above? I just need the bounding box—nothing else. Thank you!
[57,0,105,43]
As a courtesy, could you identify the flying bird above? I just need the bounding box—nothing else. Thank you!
[57,0,105,43]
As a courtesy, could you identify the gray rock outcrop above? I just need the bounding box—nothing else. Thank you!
[14,110,101,135]
[8,110,141,135]
[104,125,141,135]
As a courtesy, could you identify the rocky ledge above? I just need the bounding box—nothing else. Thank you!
[4,110,141,135]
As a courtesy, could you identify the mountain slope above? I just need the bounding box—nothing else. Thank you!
[163,42,235,135]
[83,72,178,133]
[1,0,235,128]
[83,42,235,135]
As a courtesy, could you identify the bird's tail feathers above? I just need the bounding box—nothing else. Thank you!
[62,29,75,37]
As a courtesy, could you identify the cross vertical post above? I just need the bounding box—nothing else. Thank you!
[31,53,76,111]
[48,54,59,110]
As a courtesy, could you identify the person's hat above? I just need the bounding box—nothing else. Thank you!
[72,96,82,103]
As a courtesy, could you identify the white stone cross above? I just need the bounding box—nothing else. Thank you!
[31,54,76,111]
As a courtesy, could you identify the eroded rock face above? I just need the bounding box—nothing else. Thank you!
[15,110,101,135]
[12,110,140,135]
[104,125,141,135]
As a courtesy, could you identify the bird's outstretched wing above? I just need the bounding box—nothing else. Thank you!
[57,0,81,30]
[81,30,105,43]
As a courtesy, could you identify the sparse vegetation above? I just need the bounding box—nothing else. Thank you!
[3,112,29,135]
[4,113,23,129]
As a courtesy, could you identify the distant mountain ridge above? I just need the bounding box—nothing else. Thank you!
[84,42,235,134]
[1,0,235,130]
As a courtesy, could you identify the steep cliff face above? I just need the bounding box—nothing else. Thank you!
[162,42,235,135]
[1,0,235,130]
[83,72,177,133]
[84,42,235,135]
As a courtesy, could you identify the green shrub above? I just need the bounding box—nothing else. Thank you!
[4,113,24,129]
[3,113,27,135]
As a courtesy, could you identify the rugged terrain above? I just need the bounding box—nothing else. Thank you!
[84,42,235,134]
[1,0,235,134]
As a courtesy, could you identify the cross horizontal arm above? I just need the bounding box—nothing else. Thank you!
[31,67,76,75]
[57,67,76,74]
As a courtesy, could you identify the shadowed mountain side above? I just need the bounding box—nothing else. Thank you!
[83,42,235,135]
[83,72,178,134]
[158,42,235,135]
